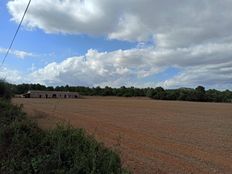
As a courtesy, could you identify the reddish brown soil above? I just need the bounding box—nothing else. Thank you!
[13,97,232,174]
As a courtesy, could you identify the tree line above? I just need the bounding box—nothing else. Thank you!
[7,83,232,103]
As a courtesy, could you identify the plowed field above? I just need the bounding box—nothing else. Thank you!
[13,97,232,174]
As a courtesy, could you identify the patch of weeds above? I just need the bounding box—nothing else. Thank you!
[0,100,130,174]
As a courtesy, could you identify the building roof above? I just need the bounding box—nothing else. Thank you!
[27,90,79,94]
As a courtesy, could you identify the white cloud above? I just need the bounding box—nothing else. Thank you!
[6,0,232,88]
[7,0,232,45]
[108,14,151,42]
[13,50,33,59]
[0,67,24,83]
[29,42,232,88]
[160,62,232,90]
[0,48,33,59]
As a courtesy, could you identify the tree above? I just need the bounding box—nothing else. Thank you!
[177,90,188,101]
[195,86,206,101]
[166,90,179,100]
[146,88,155,98]
[146,87,166,100]
[102,86,113,96]
[47,86,54,91]
[154,87,166,100]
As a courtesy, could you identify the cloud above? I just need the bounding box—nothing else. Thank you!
[7,0,232,45]
[1,43,231,89]
[0,67,24,83]
[108,14,151,42]
[30,42,232,88]
[160,62,232,90]
[0,48,34,59]
[30,49,153,87]
[6,0,232,88]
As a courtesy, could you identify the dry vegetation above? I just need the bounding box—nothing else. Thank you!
[13,97,232,174]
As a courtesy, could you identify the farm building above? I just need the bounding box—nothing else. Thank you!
[23,90,80,99]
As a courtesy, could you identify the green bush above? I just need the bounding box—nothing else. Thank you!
[0,100,129,174]
[0,80,12,100]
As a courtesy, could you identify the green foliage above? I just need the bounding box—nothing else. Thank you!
[0,80,12,100]
[0,100,129,174]
[148,87,167,100]
[148,87,232,103]
[6,82,232,103]
[195,86,206,101]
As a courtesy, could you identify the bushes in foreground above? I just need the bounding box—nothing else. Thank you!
[0,100,129,174]
[0,80,12,100]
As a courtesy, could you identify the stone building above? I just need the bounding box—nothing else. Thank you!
[23,90,80,99]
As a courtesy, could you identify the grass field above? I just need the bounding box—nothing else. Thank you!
[13,97,232,174]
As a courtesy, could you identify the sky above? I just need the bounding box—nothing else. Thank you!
[0,0,232,89]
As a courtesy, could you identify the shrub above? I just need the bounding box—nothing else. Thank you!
[0,80,12,100]
[0,100,129,174]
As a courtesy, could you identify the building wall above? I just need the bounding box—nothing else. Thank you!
[28,92,80,99]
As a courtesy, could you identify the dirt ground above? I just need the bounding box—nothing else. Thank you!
[13,97,232,174]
